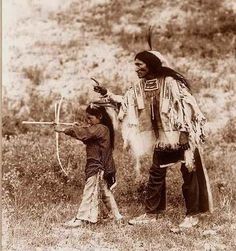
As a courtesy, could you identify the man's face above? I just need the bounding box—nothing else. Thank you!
[135,59,149,79]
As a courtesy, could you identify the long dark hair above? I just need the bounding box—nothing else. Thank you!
[135,51,190,90]
[86,105,115,149]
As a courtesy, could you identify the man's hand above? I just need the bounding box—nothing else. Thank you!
[179,132,189,145]
[93,85,107,96]
[117,110,125,122]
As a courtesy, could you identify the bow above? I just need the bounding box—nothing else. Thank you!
[55,96,68,176]
[22,96,73,176]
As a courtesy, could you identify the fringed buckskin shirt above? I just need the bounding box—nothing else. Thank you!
[106,77,206,168]
[64,124,115,180]
[141,77,205,148]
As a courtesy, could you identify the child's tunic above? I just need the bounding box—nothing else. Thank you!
[64,124,115,180]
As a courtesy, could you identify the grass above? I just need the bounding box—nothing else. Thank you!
[3,197,235,250]
[2,129,236,250]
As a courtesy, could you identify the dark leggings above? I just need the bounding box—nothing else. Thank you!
[145,150,200,215]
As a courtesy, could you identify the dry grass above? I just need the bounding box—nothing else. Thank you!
[2,130,236,250]
[3,191,235,250]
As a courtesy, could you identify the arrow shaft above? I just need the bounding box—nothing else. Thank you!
[22,121,74,126]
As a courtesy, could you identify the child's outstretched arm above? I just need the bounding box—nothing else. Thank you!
[55,123,103,143]
[54,122,81,134]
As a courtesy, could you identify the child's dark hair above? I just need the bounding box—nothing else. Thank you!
[86,104,115,149]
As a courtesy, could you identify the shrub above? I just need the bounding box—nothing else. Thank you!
[22,66,44,86]
[221,117,236,143]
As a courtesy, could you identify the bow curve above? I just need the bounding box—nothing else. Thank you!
[55,96,68,176]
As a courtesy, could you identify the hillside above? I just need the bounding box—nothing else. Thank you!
[3,0,236,133]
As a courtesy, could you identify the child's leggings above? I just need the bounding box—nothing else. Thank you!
[76,171,122,223]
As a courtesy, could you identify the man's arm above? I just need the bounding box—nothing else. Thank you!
[105,91,124,103]
[94,85,124,103]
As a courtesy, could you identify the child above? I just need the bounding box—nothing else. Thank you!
[55,103,123,227]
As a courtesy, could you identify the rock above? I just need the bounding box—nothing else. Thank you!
[202,229,217,236]
[170,227,181,233]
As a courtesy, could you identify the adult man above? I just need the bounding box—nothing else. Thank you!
[94,50,213,228]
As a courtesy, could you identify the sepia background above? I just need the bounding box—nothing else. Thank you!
[2,0,236,250]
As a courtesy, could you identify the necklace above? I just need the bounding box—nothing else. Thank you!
[143,78,159,92]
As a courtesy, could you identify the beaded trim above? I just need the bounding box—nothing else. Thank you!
[155,143,190,152]
[143,79,159,92]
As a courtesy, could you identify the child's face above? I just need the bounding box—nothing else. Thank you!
[86,113,101,125]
